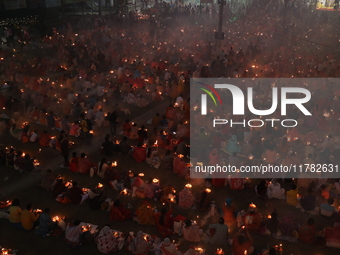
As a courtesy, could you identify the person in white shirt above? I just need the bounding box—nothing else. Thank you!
[30,130,39,143]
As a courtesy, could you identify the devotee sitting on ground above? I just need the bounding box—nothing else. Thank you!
[143,178,160,199]
[154,206,174,237]
[232,226,254,255]
[53,178,67,199]
[173,154,188,178]
[40,169,57,191]
[69,152,79,173]
[325,223,340,248]
[159,238,181,255]
[132,142,147,162]
[208,217,229,245]
[267,179,285,200]
[97,158,109,178]
[14,151,25,172]
[286,184,298,207]
[278,211,299,240]
[110,199,132,221]
[96,225,118,254]
[88,188,104,210]
[39,130,51,147]
[65,219,83,248]
[298,218,317,244]
[244,204,262,231]
[300,188,317,214]
[222,198,236,230]
[78,153,93,174]
[225,135,241,155]
[135,201,155,225]
[119,136,132,155]
[8,198,22,228]
[182,219,201,243]
[178,185,195,209]
[21,203,40,231]
[35,208,57,237]
[127,231,150,255]
[320,198,337,217]
[255,180,267,198]
[69,181,88,204]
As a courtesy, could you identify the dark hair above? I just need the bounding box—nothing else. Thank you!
[185,219,192,227]
[218,218,224,224]
[72,152,77,157]
[44,208,50,213]
[159,207,167,226]
[328,198,334,205]
[291,184,297,190]
[74,220,81,226]
[72,181,78,187]
[237,234,245,245]
[114,200,120,207]
[81,153,86,158]
[26,203,32,210]
[268,248,276,255]
[12,199,20,206]
[307,218,314,225]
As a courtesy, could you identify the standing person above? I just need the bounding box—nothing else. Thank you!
[21,203,40,231]
[59,132,70,168]
[109,111,118,136]
[80,113,90,143]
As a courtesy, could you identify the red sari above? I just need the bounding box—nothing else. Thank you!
[173,157,188,177]
[133,147,146,162]
[69,157,79,172]
[39,133,51,147]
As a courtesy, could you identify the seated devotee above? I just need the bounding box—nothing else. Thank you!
[143,178,160,199]
[39,130,51,147]
[228,174,244,191]
[151,113,161,127]
[232,227,254,255]
[30,130,39,143]
[286,184,298,207]
[65,219,83,248]
[97,158,109,178]
[265,211,279,236]
[208,218,229,245]
[320,198,336,217]
[173,154,188,177]
[69,121,80,137]
[135,201,155,225]
[244,204,262,231]
[300,188,317,213]
[161,184,176,204]
[23,154,35,174]
[9,199,22,228]
[182,219,201,242]
[69,181,88,204]
[154,207,174,237]
[96,225,118,254]
[35,208,57,237]
[159,238,181,255]
[255,180,267,198]
[267,180,285,199]
[132,143,147,162]
[222,198,236,230]
[225,135,241,154]
[136,95,149,108]
[127,231,150,255]
[10,124,22,140]
[179,185,195,209]
[197,189,212,212]
[110,199,132,221]
[125,92,138,104]
[40,169,57,191]
[14,151,25,172]
[21,203,40,231]
[88,188,104,210]
[69,152,79,172]
[279,211,299,239]
[101,136,114,156]
[130,123,139,139]
[53,178,67,199]
[146,148,161,169]
[325,224,340,248]
[119,136,132,155]
[298,218,317,244]
[78,153,93,174]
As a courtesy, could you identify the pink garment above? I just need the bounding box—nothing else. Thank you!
[179,188,195,209]
[182,225,200,242]
[173,157,188,177]
[78,158,92,174]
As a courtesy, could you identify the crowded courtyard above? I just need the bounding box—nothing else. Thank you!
[0,0,340,254]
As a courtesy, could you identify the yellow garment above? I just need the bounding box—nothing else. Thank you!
[136,204,155,225]
[9,206,22,223]
[21,209,39,231]
[80,119,89,132]
[286,189,298,207]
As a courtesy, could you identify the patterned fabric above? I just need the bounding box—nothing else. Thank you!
[97,226,117,254]
[179,188,195,209]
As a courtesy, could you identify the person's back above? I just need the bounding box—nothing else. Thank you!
[300,189,316,212]
[9,205,22,224]
[65,220,82,247]
[21,204,39,231]
[209,218,228,245]
[69,185,83,204]
[286,185,298,207]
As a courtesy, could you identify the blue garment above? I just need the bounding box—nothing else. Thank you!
[35,213,53,237]
[225,135,241,154]
[320,203,335,213]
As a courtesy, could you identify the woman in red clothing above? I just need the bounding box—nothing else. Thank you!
[132,143,146,162]
[123,119,132,137]
[39,130,51,147]
[69,152,79,172]
[154,207,174,237]
[110,200,132,221]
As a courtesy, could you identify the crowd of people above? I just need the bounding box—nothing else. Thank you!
[0,0,339,254]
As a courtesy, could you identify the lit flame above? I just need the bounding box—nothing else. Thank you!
[185,183,192,188]
[205,188,211,193]
[97,183,104,188]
